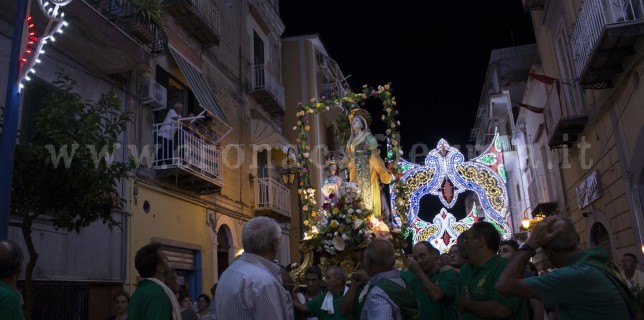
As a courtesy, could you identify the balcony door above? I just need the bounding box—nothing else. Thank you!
[253,31,265,88]
[257,150,269,209]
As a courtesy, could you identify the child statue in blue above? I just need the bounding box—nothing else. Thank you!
[320,161,343,199]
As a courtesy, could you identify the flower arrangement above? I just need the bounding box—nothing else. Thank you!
[304,183,385,255]
[293,83,411,238]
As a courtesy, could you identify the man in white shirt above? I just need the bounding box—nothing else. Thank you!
[215,217,294,320]
[156,103,182,165]
[620,252,644,291]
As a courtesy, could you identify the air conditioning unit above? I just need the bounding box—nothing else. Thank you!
[140,78,167,108]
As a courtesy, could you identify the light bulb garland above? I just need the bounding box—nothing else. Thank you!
[18,0,71,92]
[393,133,512,248]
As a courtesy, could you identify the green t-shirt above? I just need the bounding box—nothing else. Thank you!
[458,255,527,320]
[128,279,173,320]
[401,268,459,320]
[305,288,353,320]
[0,282,24,320]
[524,248,633,320]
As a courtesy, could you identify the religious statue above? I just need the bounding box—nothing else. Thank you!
[344,108,392,218]
[320,161,343,199]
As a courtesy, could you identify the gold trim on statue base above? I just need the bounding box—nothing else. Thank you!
[290,232,408,284]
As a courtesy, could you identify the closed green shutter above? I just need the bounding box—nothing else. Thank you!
[21,77,56,144]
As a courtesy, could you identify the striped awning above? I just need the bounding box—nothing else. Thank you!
[169,47,229,126]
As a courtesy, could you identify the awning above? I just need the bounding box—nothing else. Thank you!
[250,110,293,161]
[169,47,231,140]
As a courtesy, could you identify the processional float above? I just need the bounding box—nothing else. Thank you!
[289,84,511,282]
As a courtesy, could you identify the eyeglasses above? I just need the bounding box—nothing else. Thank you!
[461,235,478,243]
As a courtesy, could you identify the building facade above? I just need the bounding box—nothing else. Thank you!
[0,0,295,318]
[514,0,644,267]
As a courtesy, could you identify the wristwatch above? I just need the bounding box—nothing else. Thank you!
[517,243,537,257]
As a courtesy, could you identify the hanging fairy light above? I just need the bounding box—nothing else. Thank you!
[18,0,72,92]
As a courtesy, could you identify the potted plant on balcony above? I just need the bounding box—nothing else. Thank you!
[118,0,165,51]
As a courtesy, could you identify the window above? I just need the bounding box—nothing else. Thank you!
[21,77,58,144]
[553,20,584,115]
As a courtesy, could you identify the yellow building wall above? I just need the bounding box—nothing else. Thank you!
[125,183,215,295]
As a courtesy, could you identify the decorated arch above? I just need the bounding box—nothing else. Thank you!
[391,134,511,252]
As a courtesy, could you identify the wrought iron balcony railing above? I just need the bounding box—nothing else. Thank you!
[571,0,644,87]
[249,64,285,115]
[152,120,223,191]
[89,0,168,56]
[255,176,291,219]
[163,0,221,48]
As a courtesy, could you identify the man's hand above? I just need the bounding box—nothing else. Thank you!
[350,270,369,287]
[406,257,422,275]
[527,216,565,248]
[459,286,471,313]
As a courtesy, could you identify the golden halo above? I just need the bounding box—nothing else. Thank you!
[349,108,372,126]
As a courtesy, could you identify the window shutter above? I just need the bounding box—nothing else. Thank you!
[21,77,56,144]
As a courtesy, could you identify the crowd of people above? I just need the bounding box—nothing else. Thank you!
[0,214,641,319]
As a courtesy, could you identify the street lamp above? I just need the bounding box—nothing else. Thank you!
[281,147,297,188]
[521,207,546,231]
[521,208,532,230]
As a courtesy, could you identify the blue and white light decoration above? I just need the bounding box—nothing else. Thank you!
[18,0,70,92]
[391,133,511,249]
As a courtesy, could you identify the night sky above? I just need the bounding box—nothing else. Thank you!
[280,1,536,221]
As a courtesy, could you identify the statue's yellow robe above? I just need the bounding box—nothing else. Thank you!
[346,131,392,218]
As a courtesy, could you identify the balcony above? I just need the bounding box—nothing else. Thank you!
[254,176,291,222]
[90,0,167,56]
[320,82,346,99]
[528,174,558,216]
[162,0,221,49]
[0,0,167,74]
[543,86,588,148]
[249,64,285,116]
[571,0,644,88]
[152,120,223,194]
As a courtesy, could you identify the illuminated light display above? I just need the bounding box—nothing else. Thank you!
[392,133,511,249]
[18,0,70,91]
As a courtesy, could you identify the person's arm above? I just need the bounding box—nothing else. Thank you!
[495,248,538,298]
[253,282,294,320]
[529,298,545,320]
[497,217,562,298]
[407,258,445,302]
[339,271,368,315]
[458,286,512,319]
[290,290,310,314]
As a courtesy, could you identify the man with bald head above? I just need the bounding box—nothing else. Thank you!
[360,239,418,320]
[0,240,25,319]
[497,216,636,319]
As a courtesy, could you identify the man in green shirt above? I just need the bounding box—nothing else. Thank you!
[402,241,458,319]
[292,266,352,320]
[128,242,178,320]
[457,222,527,319]
[0,240,25,320]
[496,216,636,320]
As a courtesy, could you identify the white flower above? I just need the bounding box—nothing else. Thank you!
[354,219,363,229]
[348,208,354,214]
[356,209,362,214]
